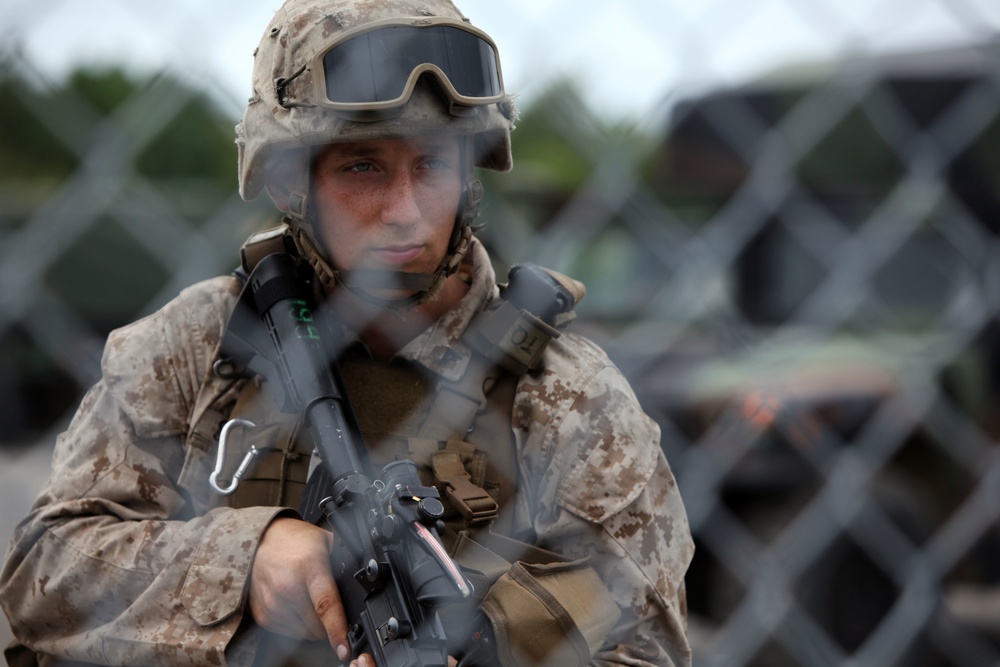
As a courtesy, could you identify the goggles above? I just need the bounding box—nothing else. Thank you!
[309,18,504,120]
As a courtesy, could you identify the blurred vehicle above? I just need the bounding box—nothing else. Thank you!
[624,38,1000,665]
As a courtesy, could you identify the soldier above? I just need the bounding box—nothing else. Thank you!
[0,1,694,666]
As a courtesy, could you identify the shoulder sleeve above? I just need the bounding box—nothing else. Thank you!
[515,332,695,666]
[103,276,242,438]
[552,365,660,523]
[0,277,285,666]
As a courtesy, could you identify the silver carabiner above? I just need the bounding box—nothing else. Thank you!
[209,418,259,496]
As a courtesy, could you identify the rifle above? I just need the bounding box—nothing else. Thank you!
[219,252,475,667]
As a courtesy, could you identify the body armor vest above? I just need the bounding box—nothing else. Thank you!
[214,343,522,543]
[210,229,585,542]
[204,236,621,667]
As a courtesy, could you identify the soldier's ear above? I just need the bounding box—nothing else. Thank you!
[265,180,292,212]
[264,148,311,213]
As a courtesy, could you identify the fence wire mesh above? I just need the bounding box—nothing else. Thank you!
[3,2,1000,666]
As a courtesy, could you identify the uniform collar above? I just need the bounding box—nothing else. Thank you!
[397,238,497,382]
[320,238,498,383]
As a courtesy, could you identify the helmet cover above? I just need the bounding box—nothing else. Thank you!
[236,0,517,201]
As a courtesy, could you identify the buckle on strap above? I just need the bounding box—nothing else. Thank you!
[432,450,498,525]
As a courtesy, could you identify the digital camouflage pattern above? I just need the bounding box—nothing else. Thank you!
[0,239,694,666]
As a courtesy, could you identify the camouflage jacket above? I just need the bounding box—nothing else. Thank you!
[0,239,694,666]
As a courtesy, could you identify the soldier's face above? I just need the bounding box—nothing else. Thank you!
[310,135,463,280]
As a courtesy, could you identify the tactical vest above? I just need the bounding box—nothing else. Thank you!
[214,345,522,542]
[209,225,584,542]
[208,228,620,666]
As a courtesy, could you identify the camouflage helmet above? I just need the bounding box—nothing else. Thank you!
[236,0,517,201]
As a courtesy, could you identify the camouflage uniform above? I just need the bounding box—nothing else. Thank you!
[0,239,694,666]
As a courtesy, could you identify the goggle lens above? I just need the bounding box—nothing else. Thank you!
[321,25,502,106]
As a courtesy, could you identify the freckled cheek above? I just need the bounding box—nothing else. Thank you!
[353,188,388,218]
[312,191,373,267]
[421,183,462,227]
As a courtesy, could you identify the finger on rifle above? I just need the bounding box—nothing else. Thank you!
[306,568,351,661]
[350,653,375,667]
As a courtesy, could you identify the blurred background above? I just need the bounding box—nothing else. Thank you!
[3,1,1000,665]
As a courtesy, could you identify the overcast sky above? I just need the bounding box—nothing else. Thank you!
[4,0,1000,124]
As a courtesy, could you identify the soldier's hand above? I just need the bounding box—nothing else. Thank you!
[250,517,351,663]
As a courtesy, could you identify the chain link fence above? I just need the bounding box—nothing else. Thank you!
[4,2,1000,665]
